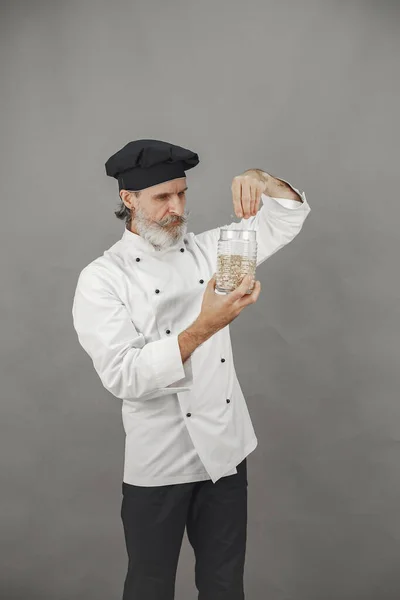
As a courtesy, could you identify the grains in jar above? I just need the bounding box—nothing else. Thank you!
[215,229,257,295]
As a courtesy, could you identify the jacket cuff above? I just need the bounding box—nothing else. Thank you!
[149,334,193,389]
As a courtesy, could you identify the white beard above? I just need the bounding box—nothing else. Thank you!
[134,207,189,251]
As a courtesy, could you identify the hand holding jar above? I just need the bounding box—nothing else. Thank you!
[195,273,261,337]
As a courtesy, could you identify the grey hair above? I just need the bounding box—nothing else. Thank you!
[114,190,141,226]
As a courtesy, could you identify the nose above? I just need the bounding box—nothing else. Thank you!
[167,199,185,220]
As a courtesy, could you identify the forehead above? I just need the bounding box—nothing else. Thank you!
[148,177,187,196]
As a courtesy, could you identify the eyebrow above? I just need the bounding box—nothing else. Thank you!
[152,186,188,199]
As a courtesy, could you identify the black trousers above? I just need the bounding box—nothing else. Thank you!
[120,457,248,600]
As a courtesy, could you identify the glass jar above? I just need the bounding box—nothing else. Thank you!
[215,229,257,295]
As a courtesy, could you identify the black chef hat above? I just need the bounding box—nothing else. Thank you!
[105,139,200,191]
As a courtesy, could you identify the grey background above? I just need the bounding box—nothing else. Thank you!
[1,1,399,599]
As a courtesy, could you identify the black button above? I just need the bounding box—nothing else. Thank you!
[199,279,204,284]
[180,248,185,252]
[155,289,160,294]
[136,257,140,262]
[186,412,192,417]
[226,399,230,403]
[184,239,188,244]
[166,329,170,334]
[221,358,225,363]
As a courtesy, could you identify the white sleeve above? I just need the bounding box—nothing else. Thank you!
[195,175,311,269]
[250,173,311,266]
[72,267,193,400]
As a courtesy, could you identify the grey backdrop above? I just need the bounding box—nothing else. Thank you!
[2,1,399,599]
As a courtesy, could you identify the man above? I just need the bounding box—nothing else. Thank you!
[72,139,311,599]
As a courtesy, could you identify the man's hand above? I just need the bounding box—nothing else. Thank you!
[231,173,265,219]
[195,273,261,336]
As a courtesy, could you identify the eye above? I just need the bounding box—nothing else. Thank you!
[179,191,186,196]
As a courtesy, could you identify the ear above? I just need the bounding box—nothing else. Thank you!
[120,189,131,208]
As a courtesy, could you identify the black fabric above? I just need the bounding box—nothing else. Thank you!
[120,458,248,600]
[105,139,200,191]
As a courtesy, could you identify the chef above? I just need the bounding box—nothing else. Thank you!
[72,138,311,600]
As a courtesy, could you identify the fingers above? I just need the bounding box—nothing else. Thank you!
[212,272,260,305]
[249,182,256,216]
[251,280,261,301]
[237,279,261,308]
[240,179,250,218]
[228,274,253,300]
[232,175,265,219]
[232,177,253,218]
[231,178,243,218]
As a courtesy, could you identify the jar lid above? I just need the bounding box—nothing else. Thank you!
[219,229,257,241]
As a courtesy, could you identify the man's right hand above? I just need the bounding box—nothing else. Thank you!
[195,273,261,336]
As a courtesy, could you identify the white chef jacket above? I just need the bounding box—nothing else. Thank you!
[72,175,311,486]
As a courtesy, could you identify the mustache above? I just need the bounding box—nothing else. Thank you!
[160,211,191,226]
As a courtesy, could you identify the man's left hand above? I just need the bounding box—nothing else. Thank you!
[231,173,265,219]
